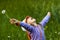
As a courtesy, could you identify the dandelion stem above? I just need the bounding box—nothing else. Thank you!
[5,14,10,19]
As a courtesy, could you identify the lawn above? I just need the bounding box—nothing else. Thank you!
[0,0,60,40]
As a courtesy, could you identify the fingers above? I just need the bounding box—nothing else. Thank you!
[10,18,17,24]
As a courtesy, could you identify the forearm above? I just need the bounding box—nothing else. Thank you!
[20,22,34,32]
[15,21,34,32]
[42,14,50,23]
[40,12,51,27]
[10,18,34,32]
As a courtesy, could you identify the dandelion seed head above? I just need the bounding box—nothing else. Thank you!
[2,10,6,14]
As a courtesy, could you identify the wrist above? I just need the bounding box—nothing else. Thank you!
[15,20,20,26]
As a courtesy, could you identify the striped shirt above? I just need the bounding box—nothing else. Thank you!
[20,15,50,40]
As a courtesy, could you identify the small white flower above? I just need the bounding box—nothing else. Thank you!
[2,10,6,14]
[8,36,10,38]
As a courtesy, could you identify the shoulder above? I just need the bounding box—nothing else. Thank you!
[38,24,44,29]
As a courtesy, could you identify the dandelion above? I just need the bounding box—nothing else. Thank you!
[2,10,6,14]
[1,9,10,19]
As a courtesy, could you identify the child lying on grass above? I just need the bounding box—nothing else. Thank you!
[10,12,51,40]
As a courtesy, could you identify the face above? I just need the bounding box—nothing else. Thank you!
[27,17,36,24]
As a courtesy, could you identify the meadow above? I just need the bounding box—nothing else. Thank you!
[0,0,60,40]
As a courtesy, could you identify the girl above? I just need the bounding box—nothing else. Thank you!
[10,12,51,40]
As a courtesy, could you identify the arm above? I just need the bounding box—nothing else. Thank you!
[10,18,35,33]
[39,12,51,27]
[20,22,35,32]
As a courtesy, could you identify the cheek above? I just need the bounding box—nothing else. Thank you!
[28,20,33,24]
[27,19,31,23]
[30,21,33,23]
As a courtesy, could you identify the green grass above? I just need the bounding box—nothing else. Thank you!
[0,0,60,40]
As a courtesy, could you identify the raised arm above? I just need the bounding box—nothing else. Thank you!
[10,18,35,33]
[39,12,51,27]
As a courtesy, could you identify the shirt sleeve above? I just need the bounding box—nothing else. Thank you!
[39,15,50,27]
[20,22,35,33]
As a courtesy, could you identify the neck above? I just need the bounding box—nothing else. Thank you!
[27,22,38,26]
[32,23,38,26]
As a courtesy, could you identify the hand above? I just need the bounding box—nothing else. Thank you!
[10,18,17,24]
[47,12,51,16]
